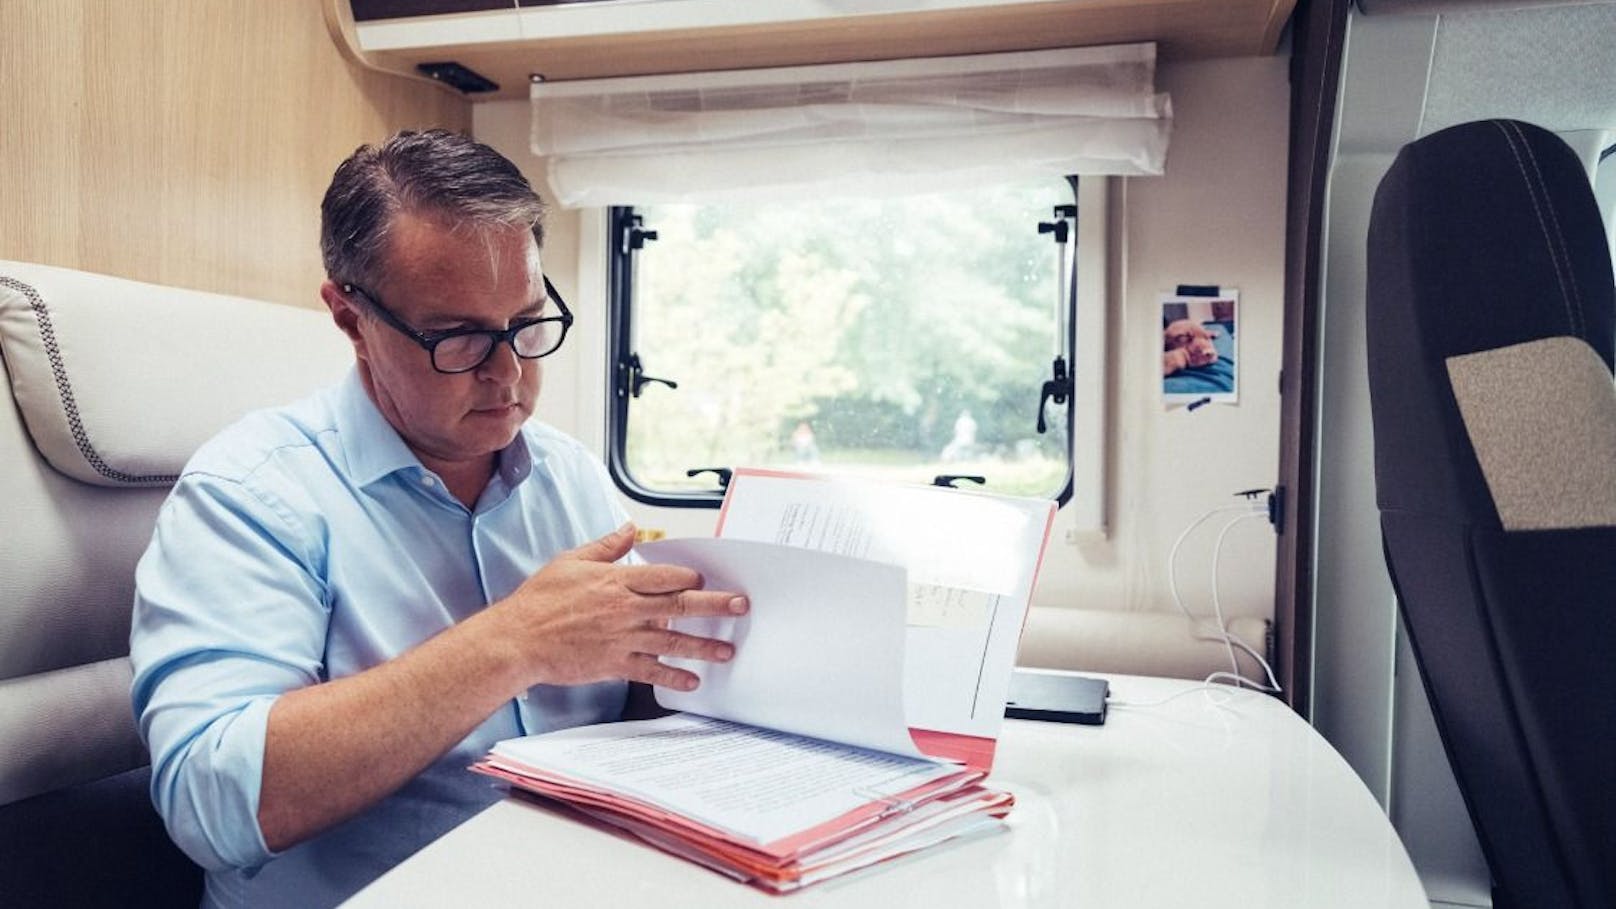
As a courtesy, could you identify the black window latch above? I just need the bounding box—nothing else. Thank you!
[1036,355,1072,434]
[624,353,678,398]
[686,467,732,490]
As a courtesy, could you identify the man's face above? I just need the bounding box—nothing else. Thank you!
[338,212,547,471]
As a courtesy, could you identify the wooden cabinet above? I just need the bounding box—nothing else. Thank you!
[328,0,1298,99]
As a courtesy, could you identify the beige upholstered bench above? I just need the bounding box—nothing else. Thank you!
[0,261,349,905]
[1018,605,1272,683]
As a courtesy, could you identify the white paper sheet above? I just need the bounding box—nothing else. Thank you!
[490,714,955,846]
[636,538,922,759]
[715,472,1055,739]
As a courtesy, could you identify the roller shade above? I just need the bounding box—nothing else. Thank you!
[530,43,1172,207]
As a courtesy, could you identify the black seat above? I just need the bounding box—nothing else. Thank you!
[1367,119,1616,909]
[0,767,202,907]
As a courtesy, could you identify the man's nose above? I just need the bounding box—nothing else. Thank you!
[477,339,523,381]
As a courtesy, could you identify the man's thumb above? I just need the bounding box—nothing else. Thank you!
[567,522,636,563]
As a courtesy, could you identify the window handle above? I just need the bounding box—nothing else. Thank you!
[686,467,733,490]
[933,475,986,489]
[1037,200,1077,436]
[622,214,659,253]
[628,226,658,250]
[1036,210,1074,243]
[1036,355,1072,434]
[625,353,679,398]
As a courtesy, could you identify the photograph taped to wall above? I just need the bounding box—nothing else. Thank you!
[1160,290,1238,407]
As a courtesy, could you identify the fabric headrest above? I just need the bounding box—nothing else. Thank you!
[1367,119,1616,524]
[1371,119,1615,367]
[0,261,353,487]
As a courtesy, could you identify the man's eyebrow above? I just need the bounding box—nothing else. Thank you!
[421,298,549,329]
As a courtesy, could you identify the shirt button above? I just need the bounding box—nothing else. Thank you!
[421,476,437,488]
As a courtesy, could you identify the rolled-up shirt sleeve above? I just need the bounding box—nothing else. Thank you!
[130,470,329,872]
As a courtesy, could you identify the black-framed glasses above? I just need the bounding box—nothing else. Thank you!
[341,276,573,374]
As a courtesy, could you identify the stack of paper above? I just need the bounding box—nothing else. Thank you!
[473,714,1013,892]
[473,473,1055,892]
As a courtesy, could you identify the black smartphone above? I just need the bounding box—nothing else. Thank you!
[1004,669,1109,725]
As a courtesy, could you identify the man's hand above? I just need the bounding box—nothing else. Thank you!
[479,524,748,692]
[259,523,742,852]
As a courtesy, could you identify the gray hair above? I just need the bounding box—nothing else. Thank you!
[320,129,547,289]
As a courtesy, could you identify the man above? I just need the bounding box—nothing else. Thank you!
[129,129,744,908]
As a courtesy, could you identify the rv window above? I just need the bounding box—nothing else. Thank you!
[607,179,1078,507]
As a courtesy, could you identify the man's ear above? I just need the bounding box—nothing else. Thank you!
[321,280,369,354]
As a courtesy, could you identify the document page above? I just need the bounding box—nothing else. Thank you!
[715,470,1056,740]
[636,538,921,758]
[490,714,961,847]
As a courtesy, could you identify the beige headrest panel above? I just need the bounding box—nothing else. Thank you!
[0,261,352,487]
[1447,336,1616,531]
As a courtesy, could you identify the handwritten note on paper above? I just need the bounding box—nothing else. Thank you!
[908,584,996,629]
[775,502,874,558]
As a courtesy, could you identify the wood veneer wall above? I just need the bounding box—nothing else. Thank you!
[0,1,469,309]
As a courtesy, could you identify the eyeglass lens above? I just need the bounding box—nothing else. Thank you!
[432,321,563,372]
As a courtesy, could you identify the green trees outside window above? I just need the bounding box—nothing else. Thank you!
[612,179,1075,503]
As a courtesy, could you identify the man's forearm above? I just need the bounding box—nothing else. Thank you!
[256,613,523,852]
[254,526,744,854]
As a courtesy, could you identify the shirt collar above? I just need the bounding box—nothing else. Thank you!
[333,368,422,488]
[333,367,543,491]
[497,428,536,488]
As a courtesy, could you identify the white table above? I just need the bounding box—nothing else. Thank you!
[345,674,1426,908]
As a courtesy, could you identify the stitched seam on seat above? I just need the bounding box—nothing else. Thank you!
[0,276,179,485]
[1491,121,1579,339]
[1507,120,1586,341]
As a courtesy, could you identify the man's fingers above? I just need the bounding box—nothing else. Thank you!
[622,653,700,692]
[629,627,735,663]
[562,523,637,564]
[635,589,749,620]
[619,563,704,596]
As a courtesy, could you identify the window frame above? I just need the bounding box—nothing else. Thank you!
[604,178,1081,509]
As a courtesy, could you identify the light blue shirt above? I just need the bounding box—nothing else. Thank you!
[130,369,630,908]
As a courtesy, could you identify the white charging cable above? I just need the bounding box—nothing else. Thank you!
[1132,495,1284,705]
[1206,511,1282,693]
